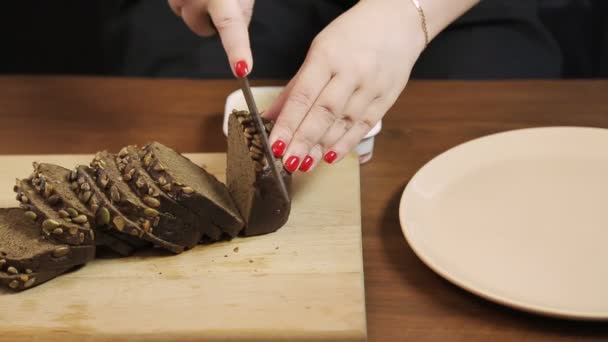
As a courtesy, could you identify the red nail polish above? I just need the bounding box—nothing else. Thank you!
[284,156,300,173]
[299,155,314,172]
[235,60,249,78]
[271,140,286,157]
[324,151,338,164]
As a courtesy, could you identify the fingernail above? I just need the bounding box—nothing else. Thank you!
[324,151,338,164]
[235,60,249,78]
[271,140,286,157]
[284,156,300,173]
[299,155,314,172]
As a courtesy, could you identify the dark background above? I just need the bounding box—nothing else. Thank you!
[0,0,605,79]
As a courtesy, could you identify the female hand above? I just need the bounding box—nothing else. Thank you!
[167,0,255,76]
[263,0,427,172]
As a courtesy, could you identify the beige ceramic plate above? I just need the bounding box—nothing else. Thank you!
[400,127,608,320]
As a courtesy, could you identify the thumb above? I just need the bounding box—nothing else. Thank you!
[208,0,253,77]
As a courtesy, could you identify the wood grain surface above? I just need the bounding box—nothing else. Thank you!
[1,76,608,341]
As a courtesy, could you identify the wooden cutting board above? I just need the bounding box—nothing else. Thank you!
[0,153,366,341]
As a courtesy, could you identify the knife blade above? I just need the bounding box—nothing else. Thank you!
[238,76,291,204]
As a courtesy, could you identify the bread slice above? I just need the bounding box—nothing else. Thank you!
[31,162,137,256]
[116,145,222,242]
[71,165,183,254]
[226,111,292,236]
[1,266,72,291]
[0,207,95,290]
[141,142,244,237]
[91,151,202,250]
[14,180,95,246]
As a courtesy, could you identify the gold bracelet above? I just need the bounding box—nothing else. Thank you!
[410,0,429,48]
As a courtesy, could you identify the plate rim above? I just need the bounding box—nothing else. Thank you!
[399,125,608,321]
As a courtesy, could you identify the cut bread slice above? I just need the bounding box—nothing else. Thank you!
[71,165,182,254]
[226,111,291,236]
[31,162,137,256]
[91,151,202,250]
[116,145,222,242]
[141,142,244,238]
[14,180,95,246]
[0,207,95,291]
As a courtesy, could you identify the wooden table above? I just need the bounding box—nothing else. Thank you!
[1,77,608,341]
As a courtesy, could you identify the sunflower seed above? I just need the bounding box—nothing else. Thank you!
[64,218,72,222]
[182,186,194,194]
[143,153,153,167]
[65,208,78,218]
[144,208,159,217]
[70,169,78,181]
[7,266,18,274]
[20,195,29,204]
[249,151,262,160]
[24,211,37,221]
[135,177,146,188]
[113,216,125,231]
[130,229,139,236]
[42,219,60,231]
[52,228,63,235]
[57,210,69,218]
[162,183,172,192]
[0,259,5,268]
[47,194,60,205]
[52,246,70,258]
[43,183,53,198]
[73,215,88,224]
[97,207,110,226]
[143,196,160,208]
[158,176,167,186]
[25,269,32,274]
[142,220,151,232]
[8,280,19,289]
[81,191,92,203]
[118,147,129,157]
[19,274,29,282]
[124,169,134,181]
[99,175,109,188]
[23,278,35,288]
[110,185,121,202]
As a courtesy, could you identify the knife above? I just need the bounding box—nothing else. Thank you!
[237,74,291,204]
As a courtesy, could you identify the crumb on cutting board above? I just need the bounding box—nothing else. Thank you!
[233,246,239,253]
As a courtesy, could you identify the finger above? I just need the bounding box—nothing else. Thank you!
[208,0,253,76]
[267,61,331,159]
[167,0,184,16]
[318,87,375,151]
[263,74,298,121]
[324,97,388,164]
[180,1,217,37]
[282,76,355,172]
[298,145,323,173]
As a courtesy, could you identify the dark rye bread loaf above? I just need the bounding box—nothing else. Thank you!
[0,207,94,290]
[91,151,202,249]
[227,111,292,236]
[32,163,136,256]
[71,165,183,254]
[116,145,222,242]
[14,180,95,246]
[141,142,244,237]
